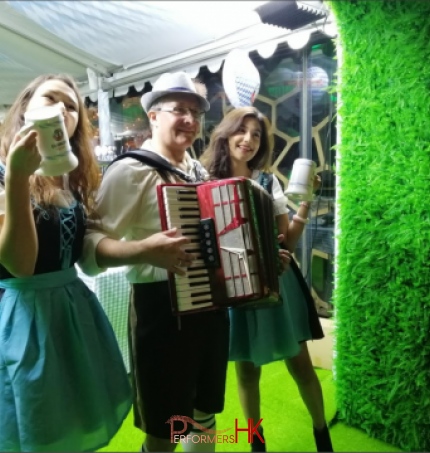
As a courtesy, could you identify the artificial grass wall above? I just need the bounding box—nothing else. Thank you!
[329,1,430,451]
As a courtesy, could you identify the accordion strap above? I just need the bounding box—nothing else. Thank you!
[257,171,274,195]
[0,164,4,187]
[108,149,195,183]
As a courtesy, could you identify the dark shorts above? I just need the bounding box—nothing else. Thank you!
[129,281,230,439]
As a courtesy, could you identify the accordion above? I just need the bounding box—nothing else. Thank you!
[157,177,283,315]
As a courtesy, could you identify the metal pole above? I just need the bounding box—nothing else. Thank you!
[98,88,113,147]
[299,47,313,286]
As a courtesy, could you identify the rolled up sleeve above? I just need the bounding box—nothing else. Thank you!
[78,159,148,276]
[79,230,109,276]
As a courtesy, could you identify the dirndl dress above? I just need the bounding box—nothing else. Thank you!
[0,187,132,452]
[229,258,324,366]
[229,169,324,367]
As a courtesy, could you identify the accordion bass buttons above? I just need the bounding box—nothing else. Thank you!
[199,218,221,268]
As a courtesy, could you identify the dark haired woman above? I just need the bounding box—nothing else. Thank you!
[200,106,333,452]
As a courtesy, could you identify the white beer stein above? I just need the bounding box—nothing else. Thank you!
[285,158,316,202]
[22,102,78,177]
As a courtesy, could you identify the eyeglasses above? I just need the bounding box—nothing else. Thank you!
[153,106,205,121]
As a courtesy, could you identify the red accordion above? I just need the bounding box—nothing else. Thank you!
[157,177,282,315]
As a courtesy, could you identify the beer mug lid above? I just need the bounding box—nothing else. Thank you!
[24,102,64,122]
[294,158,316,166]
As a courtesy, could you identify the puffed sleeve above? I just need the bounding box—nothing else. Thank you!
[272,174,289,216]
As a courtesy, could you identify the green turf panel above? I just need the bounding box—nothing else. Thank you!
[329,1,430,450]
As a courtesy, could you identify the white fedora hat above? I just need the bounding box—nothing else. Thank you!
[141,72,210,113]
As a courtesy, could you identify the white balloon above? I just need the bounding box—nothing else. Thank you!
[307,66,329,90]
[222,49,261,108]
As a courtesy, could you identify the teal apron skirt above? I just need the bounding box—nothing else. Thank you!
[0,267,132,452]
[229,258,324,367]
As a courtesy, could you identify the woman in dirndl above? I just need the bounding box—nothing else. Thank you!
[0,74,132,452]
[200,106,333,452]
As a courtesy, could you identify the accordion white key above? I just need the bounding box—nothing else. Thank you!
[157,177,282,315]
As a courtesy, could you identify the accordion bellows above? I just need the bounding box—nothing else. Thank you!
[157,177,283,315]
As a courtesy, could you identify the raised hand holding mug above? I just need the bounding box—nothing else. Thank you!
[21,102,78,176]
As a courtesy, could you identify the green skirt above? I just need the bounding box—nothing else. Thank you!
[229,259,324,366]
[0,267,132,452]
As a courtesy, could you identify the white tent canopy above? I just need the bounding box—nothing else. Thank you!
[0,0,330,109]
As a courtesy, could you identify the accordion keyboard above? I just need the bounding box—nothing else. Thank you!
[161,186,215,312]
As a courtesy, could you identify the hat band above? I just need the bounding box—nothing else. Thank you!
[168,87,196,93]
